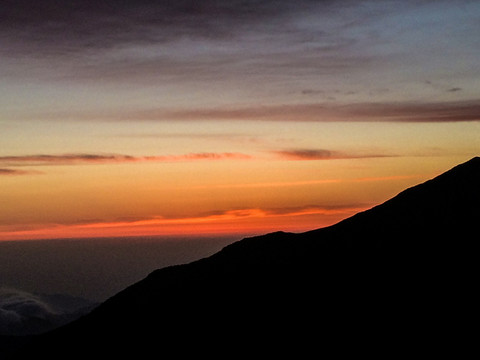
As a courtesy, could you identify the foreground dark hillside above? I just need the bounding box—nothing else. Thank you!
[10,157,480,358]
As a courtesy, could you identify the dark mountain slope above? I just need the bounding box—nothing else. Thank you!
[11,157,480,358]
[303,156,480,252]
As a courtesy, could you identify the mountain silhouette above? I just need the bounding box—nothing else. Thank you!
[9,157,480,358]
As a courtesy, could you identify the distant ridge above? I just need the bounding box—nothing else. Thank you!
[10,157,480,358]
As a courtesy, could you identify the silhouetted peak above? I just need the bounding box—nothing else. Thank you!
[431,156,480,180]
[9,157,480,358]
[387,156,480,206]
[463,156,480,163]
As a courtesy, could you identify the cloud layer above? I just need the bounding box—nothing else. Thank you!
[41,99,479,123]
[2,0,478,126]
[0,287,96,336]
[133,100,480,123]
[0,1,350,55]
[0,288,57,336]
[0,149,396,175]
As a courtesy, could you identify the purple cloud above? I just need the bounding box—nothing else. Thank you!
[106,99,480,123]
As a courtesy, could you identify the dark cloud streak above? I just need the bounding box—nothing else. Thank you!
[0,154,136,165]
[0,0,323,55]
[0,152,252,167]
[273,149,395,161]
[0,168,41,176]
[0,0,372,87]
[447,87,462,93]
[343,100,480,122]
[118,99,480,122]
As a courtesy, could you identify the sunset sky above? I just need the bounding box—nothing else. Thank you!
[1,0,479,241]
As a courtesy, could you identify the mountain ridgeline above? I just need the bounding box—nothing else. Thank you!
[11,157,480,357]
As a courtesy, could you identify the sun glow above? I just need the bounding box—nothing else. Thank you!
[0,204,371,241]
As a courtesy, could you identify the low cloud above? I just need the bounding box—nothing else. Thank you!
[0,288,56,335]
[0,287,96,336]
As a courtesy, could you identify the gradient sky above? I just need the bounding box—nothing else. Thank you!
[1,0,479,240]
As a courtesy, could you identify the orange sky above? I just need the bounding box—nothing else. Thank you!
[1,1,479,241]
[1,152,474,241]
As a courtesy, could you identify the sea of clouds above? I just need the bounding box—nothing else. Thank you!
[0,288,96,336]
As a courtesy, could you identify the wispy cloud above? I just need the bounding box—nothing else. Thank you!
[0,168,42,176]
[264,204,369,217]
[0,168,23,175]
[183,174,420,191]
[0,152,251,176]
[273,149,338,160]
[340,100,480,122]
[0,154,135,165]
[272,149,395,161]
[0,152,252,166]
[116,132,261,144]
[98,99,480,123]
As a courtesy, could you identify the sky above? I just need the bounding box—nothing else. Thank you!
[1,0,479,241]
